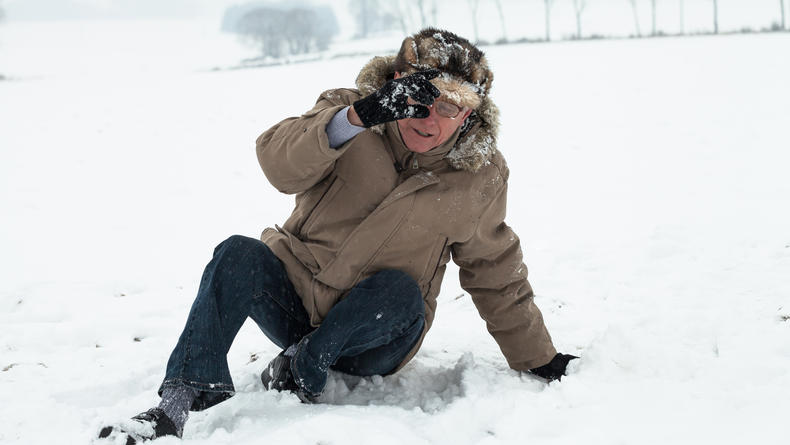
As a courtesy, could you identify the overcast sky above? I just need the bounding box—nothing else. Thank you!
[1,0,783,37]
[3,0,782,22]
[2,0,251,21]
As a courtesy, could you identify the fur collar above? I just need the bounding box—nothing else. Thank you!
[355,55,500,173]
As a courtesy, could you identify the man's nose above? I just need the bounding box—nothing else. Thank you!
[423,103,441,123]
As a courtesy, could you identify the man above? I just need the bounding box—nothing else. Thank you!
[99,28,577,444]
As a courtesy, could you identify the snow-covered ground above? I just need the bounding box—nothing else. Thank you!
[1,20,789,445]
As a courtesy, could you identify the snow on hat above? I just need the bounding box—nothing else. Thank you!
[393,28,493,110]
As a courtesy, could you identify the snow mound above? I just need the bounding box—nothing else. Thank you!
[317,353,472,411]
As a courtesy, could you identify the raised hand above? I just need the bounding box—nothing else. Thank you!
[352,69,442,127]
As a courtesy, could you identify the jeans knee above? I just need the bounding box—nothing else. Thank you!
[368,269,424,317]
[214,235,261,258]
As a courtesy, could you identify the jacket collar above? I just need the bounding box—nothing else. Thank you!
[356,55,500,173]
[385,121,460,173]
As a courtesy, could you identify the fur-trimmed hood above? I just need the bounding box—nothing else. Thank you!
[355,55,500,173]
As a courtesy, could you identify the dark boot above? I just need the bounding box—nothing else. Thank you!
[98,408,180,444]
[261,350,317,403]
[261,350,298,392]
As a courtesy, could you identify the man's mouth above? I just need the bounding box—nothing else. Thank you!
[414,129,432,137]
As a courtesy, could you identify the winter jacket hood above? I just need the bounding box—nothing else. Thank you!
[355,55,501,173]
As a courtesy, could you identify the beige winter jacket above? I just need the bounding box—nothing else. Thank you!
[256,59,557,371]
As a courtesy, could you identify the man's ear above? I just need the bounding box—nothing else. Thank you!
[460,108,473,123]
[393,72,402,79]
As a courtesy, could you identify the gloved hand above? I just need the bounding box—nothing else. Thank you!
[529,353,578,382]
[352,69,442,127]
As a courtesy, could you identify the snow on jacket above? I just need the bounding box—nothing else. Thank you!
[255,57,557,371]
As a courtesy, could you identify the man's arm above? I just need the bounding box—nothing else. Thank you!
[326,106,365,148]
[452,168,559,371]
[256,90,359,195]
[257,71,435,193]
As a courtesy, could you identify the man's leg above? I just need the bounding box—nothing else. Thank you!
[159,234,312,411]
[101,235,311,443]
[290,269,425,396]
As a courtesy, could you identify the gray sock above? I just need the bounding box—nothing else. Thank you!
[158,386,197,435]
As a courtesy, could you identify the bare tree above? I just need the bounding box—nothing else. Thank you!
[237,7,337,59]
[389,0,419,35]
[237,8,286,58]
[679,0,685,34]
[628,0,642,37]
[492,0,508,42]
[712,0,719,34]
[395,3,411,35]
[651,0,657,35]
[350,0,399,38]
[352,0,373,38]
[431,0,438,25]
[572,0,588,39]
[781,0,786,30]
[416,0,428,27]
[544,0,555,41]
[467,0,481,43]
[284,9,317,54]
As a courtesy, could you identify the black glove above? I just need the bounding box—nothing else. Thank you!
[529,353,578,382]
[352,69,442,127]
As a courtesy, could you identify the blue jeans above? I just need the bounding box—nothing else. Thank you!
[159,235,425,410]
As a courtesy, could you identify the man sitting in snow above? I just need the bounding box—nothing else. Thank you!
[99,28,577,444]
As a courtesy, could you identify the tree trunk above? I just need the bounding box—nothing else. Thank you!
[417,0,427,27]
[679,0,685,34]
[493,0,507,42]
[573,0,586,39]
[392,0,412,35]
[713,0,719,34]
[651,0,657,36]
[629,0,642,37]
[467,0,480,43]
[781,0,786,30]
[544,0,553,41]
[361,0,369,38]
[431,0,437,26]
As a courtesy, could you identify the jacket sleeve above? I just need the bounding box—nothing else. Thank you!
[256,89,359,194]
[451,167,557,371]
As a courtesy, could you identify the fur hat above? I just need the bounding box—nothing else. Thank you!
[355,29,500,172]
[394,28,493,110]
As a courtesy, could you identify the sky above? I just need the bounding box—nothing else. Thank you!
[2,0,786,34]
[1,0,236,20]
[0,0,786,57]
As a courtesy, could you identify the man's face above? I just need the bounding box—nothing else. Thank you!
[394,72,473,153]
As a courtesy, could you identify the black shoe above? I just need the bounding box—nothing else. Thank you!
[98,407,180,444]
[261,350,299,392]
[261,350,318,403]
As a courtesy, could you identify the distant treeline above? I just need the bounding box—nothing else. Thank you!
[222,1,339,59]
[223,0,789,60]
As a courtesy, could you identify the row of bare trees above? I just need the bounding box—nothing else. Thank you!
[230,0,788,60]
[497,0,788,42]
[350,0,441,39]
[364,0,788,44]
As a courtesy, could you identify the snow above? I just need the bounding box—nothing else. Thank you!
[1,20,790,445]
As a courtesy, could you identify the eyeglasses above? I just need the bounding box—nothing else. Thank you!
[407,97,464,119]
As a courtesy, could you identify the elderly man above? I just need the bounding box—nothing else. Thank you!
[99,28,577,444]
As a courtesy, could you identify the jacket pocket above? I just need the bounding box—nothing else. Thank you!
[299,176,343,236]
